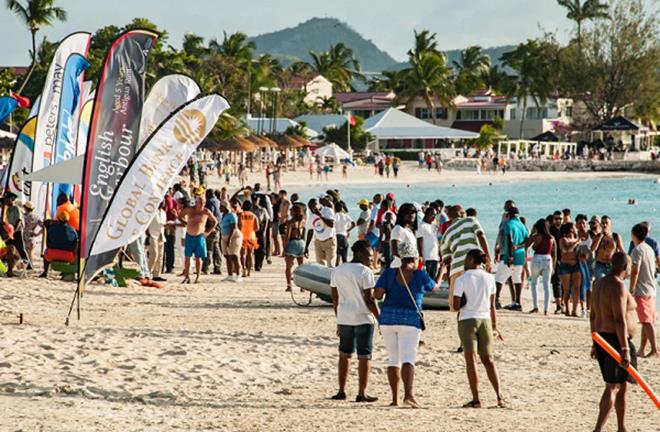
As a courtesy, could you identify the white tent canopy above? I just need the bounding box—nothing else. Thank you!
[314,143,351,160]
[363,108,479,140]
[25,154,83,184]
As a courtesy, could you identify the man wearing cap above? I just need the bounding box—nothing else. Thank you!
[40,211,78,278]
[495,207,529,311]
[1,192,28,277]
[305,195,336,267]
[356,199,371,241]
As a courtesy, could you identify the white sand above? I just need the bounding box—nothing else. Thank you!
[1,167,658,431]
[2,266,658,431]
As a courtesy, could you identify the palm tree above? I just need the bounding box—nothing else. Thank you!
[398,30,455,124]
[304,43,362,91]
[452,45,490,95]
[501,40,554,138]
[481,64,511,95]
[475,124,499,151]
[210,31,255,65]
[6,0,67,94]
[556,0,609,46]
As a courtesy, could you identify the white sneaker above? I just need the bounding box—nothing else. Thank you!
[233,276,243,283]
[222,275,233,282]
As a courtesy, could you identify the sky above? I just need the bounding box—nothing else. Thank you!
[1,0,584,65]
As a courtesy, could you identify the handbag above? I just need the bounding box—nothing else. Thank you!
[398,268,426,331]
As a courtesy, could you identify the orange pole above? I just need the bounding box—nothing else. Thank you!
[592,332,660,410]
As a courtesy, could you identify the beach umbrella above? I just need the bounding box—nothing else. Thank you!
[276,134,305,149]
[215,136,256,152]
[290,134,312,147]
[314,143,351,161]
[246,135,272,149]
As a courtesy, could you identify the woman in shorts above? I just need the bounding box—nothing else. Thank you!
[239,201,259,278]
[453,249,506,409]
[283,203,306,292]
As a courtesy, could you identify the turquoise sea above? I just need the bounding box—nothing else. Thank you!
[301,176,660,306]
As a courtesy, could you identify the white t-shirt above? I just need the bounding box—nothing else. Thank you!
[357,209,371,236]
[311,206,335,241]
[416,222,440,261]
[335,213,354,236]
[331,263,376,325]
[454,269,495,321]
[391,225,416,246]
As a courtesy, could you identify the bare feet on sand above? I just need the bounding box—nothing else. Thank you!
[403,398,420,408]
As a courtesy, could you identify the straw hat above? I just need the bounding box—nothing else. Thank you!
[398,241,419,259]
[23,201,35,210]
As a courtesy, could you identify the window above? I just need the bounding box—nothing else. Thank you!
[457,109,479,120]
[509,108,516,120]
[565,106,573,118]
[416,107,447,120]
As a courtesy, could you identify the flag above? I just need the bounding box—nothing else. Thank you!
[5,116,37,200]
[10,92,30,108]
[78,29,158,290]
[139,74,201,147]
[90,94,229,256]
[0,96,18,123]
[51,54,90,218]
[31,32,91,227]
[348,113,356,127]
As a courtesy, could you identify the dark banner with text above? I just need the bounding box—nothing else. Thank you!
[79,29,157,289]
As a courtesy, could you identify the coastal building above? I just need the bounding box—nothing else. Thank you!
[334,91,398,119]
[245,115,319,139]
[293,114,347,136]
[406,90,575,140]
[282,74,332,106]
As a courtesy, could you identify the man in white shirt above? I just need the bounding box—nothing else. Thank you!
[330,240,380,403]
[304,195,336,267]
[356,199,371,240]
[417,207,440,280]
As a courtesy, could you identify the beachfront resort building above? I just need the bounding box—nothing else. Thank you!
[334,91,398,119]
[405,90,575,140]
[282,74,333,106]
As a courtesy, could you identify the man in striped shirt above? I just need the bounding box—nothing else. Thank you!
[440,205,492,312]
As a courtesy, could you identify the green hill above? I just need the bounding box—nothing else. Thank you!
[249,17,397,72]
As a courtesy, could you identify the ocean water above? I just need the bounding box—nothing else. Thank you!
[300,176,660,306]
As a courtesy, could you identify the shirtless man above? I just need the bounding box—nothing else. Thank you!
[278,190,291,256]
[591,216,625,282]
[178,196,218,283]
[590,252,638,432]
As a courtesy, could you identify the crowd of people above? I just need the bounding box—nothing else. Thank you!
[1,158,658,428]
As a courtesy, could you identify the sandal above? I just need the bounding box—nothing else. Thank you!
[462,400,481,408]
[497,397,508,408]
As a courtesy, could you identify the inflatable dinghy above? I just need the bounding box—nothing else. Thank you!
[293,263,450,309]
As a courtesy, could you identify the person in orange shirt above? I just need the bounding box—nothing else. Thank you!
[56,193,80,231]
[239,200,260,278]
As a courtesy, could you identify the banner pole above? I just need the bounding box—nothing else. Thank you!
[65,258,85,326]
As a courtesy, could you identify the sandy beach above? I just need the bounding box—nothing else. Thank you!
[1,167,658,431]
[237,161,658,189]
[2,262,658,431]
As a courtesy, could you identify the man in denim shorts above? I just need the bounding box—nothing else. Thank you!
[330,240,380,402]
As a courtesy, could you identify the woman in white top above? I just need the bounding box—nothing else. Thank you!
[453,249,506,409]
[390,203,417,268]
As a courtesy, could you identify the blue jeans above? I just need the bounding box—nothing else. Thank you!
[530,254,553,312]
[579,260,592,301]
[338,324,375,359]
